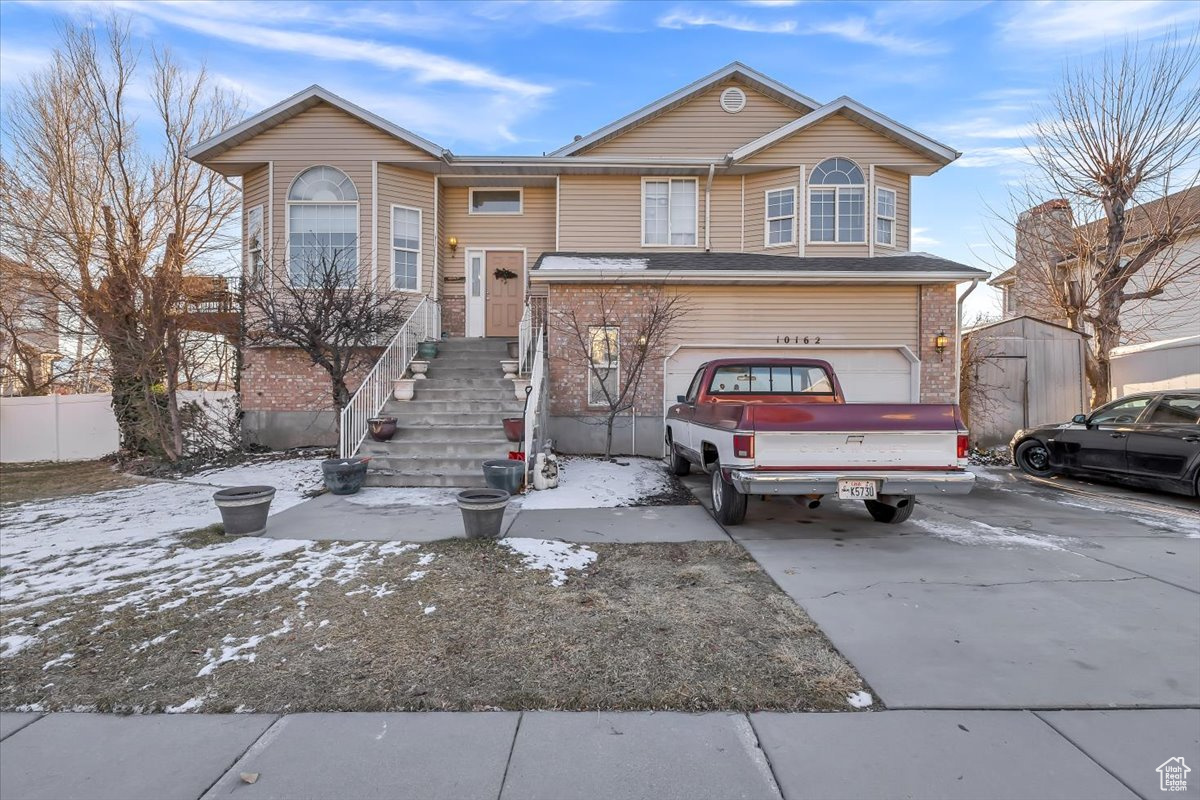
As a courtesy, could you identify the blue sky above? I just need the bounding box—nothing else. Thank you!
[1,0,1194,315]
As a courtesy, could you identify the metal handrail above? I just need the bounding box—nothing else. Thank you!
[517,304,532,375]
[338,296,440,458]
[523,325,547,483]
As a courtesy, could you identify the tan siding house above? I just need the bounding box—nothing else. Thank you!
[189,63,984,455]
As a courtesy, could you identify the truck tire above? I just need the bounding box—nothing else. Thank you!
[864,498,915,524]
[711,467,748,525]
[668,439,691,476]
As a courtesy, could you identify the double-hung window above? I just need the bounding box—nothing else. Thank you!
[765,187,796,246]
[587,326,619,406]
[875,187,897,246]
[392,206,421,292]
[246,205,264,280]
[643,179,697,246]
[808,157,865,243]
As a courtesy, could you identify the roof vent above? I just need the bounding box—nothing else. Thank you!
[720,87,747,114]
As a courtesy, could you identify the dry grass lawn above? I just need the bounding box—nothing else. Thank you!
[1,538,867,713]
[1,460,143,505]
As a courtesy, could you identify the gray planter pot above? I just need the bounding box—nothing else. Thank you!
[482,459,525,494]
[506,340,520,360]
[213,486,276,536]
[322,457,370,495]
[456,488,511,539]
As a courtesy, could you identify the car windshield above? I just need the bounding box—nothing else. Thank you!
[708,364,833,395]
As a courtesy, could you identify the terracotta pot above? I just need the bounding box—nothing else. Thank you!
[368,416,398,441]
[502,417,524,442]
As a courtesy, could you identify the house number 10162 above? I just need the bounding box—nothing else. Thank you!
[776,335,821,344]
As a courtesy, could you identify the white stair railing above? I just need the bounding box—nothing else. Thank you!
[523,325,547,483]
[517,304,532,375]
[339,296,440,458]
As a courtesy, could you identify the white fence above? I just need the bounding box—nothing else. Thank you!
[0,390,234,463]
[1109,336,1200,398]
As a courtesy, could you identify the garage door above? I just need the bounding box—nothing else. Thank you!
[664,346,917,411]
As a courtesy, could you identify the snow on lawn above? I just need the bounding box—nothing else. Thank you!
[521,457,671,509]
[501,538,597,586]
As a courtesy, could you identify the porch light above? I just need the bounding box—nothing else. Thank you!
[934,330,949,356]
[447,236,458,253]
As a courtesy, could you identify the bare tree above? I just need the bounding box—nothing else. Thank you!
[1005,31,1200,405]
[242,249,412,426]
[550,284,689,459]
[958,313,1008,444]
[0,18,241,460]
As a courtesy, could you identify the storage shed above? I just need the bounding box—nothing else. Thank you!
[961,316,1089,448]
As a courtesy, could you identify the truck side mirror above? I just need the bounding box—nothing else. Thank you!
[1071,413,1088,425]
[676,395,687,403]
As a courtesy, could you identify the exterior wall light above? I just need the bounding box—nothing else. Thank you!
[447,236,458,253]
[934,330,949,356]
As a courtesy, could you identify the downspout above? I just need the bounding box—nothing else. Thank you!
[704,162,716,252]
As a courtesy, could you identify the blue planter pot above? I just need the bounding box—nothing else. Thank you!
[417,341,438,359]
[321,457,370,495]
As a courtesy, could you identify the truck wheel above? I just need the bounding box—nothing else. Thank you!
[1014,439,1054,478]
[711,467,747,525]
[668,440,691,476]
[865,498,915,524]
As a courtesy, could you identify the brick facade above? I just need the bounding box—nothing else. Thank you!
[441,295,465,338]
[546,283,666,418]
[242,347,377,413]
[918,283,959,404]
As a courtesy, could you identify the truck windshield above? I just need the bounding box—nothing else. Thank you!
[708,365,834,395]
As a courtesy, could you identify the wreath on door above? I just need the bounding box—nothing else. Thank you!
[493,267,518,281]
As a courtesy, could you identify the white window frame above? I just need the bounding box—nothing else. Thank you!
[246,204,264,280]
[806,157,866,245]
[875,186,897,247]
[390,204,422,293]
[763,187,796,248]
[285,165,359,287]
[468,187,523,216]
[587,325,619,407]
[640,177,699,248]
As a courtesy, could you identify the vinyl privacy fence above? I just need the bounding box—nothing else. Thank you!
[0,391,235,463]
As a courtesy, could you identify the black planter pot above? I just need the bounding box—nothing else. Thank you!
[368,416,398,441]
[213,486,276,536]
[456,488,511,539]
[321,457,370,495]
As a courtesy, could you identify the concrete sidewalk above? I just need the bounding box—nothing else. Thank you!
[5,709,1195,800]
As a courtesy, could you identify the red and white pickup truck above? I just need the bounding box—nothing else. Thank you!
[666,358,974,525]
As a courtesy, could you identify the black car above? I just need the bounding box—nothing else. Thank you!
[1011,391,1200,497]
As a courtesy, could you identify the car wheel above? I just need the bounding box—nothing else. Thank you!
[710,466,747,525]
[668,439,690,476]
[864,498,915,524]
[1015,439,1055,478]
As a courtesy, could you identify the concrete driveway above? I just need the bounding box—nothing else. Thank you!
[684,467,1200,710]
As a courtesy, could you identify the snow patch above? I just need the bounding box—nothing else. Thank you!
[165,696,206,713]
[131,630,178,653]
[343,488,463,508]
[915,518,1072,550]
[0,635,37,658]
[522,457,671,509]
[42,652,74,670]
[847,691,874,708]
[501,538,597,586]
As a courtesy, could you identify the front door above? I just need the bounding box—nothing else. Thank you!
[485,251,524,337]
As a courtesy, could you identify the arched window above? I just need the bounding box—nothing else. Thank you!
[808,157,865,243]
[288,166,359,285]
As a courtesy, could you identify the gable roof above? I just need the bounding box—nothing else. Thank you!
[187,85,446,163]
[548,62,820,157]
[729,96,960,165]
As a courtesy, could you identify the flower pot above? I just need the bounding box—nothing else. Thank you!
[500,359,519,379]
[511,377,531,401]
[506,340,520,360]
[482,458,526,494]
[368,416,398,442]
[417,340,438,360]
[393,377,416,401]
[321,457,370,495]
[502,417,524,442]
[213,486,276,536]
[456,488,511,539]
[409,360,430,379]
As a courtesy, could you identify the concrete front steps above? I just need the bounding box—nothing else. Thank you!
[361,337,525,487]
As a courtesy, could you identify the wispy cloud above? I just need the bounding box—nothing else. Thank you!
[911,227,941,248]
[810,17,948,55]
[954,145,1036,169]
[658,10,797,34]
[999,0,1195,48]
[0,43,51,87]
[931,116,1037,141]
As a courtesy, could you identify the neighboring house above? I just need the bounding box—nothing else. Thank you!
[187,62,986,467]
[990,188,1200,398]
[0,255,60,396]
